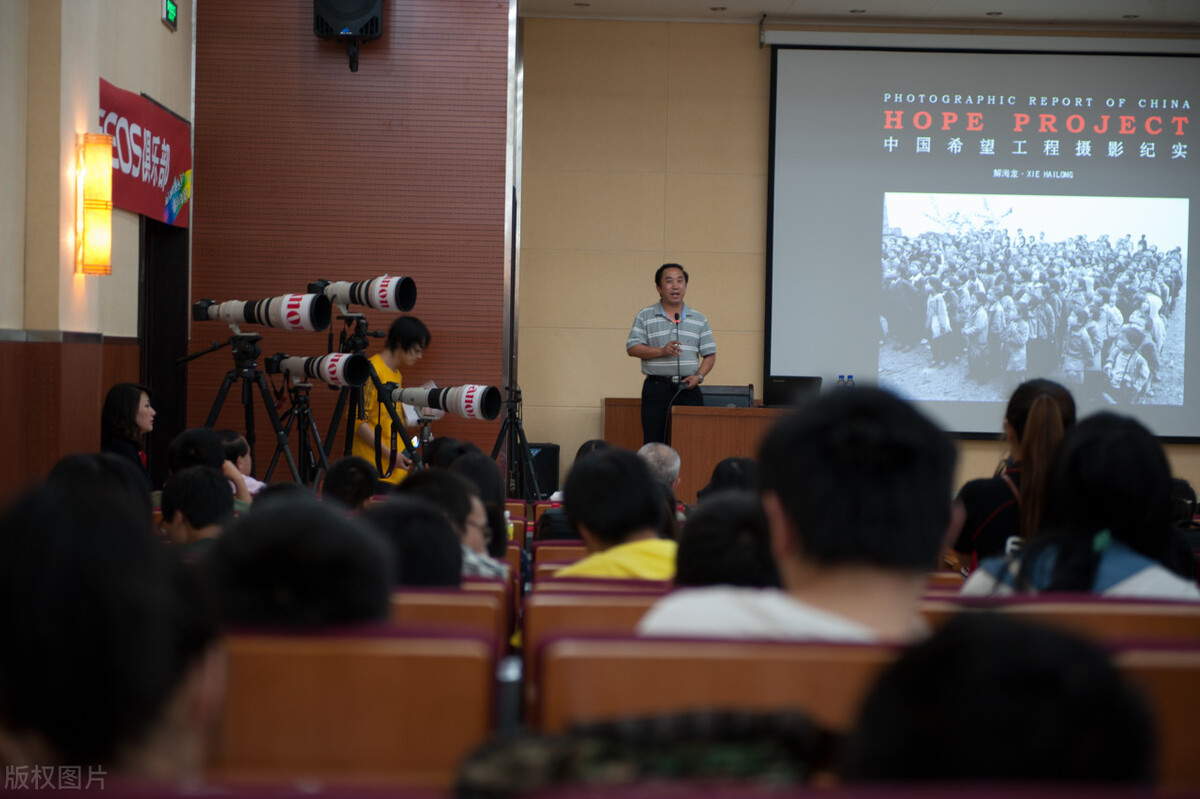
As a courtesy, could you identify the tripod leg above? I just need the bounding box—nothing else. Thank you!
[514,418,542,503]
[305,407,332,484]
[343,386,364,458]
[263,407,298,483]
[254,372,301,483]
[203,371,239,428]
[323,386,351,461]
[242,379,258,473]
[491,416,514,494]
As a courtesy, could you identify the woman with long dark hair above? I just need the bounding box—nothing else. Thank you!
[962,412,1200,599]
[951,379,1075,569]
[100,382,155,482]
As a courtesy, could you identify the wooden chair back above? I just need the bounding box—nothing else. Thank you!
[391,589,505,656]
[523,592,660,715]
[505,499,526,521]
[920,595,1200,642]
[1114,646,1200,791]
[532,541,588,567]
[210,631,494,787]
[536,636,897,733]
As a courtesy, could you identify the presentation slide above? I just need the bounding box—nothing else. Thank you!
[769,45,1198,437]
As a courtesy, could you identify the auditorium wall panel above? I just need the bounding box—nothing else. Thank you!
[0,336,140,505]
[520,20,769,482]
[191,0,509,473]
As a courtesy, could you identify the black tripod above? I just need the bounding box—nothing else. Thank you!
[183,333,302,483]
[490,386,541,502]
[264,378,329,486]
[322,314,379,459]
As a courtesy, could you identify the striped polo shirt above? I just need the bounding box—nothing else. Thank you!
[626,302,717,378]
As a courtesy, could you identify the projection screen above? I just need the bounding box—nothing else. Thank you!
[768,38,1200,438]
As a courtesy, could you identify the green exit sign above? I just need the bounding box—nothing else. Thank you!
[162,0,178,31]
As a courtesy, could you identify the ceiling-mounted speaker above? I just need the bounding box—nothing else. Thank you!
[314,0,383,72]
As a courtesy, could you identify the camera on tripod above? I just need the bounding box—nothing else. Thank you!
[193,294,332,333]
[390,384,501,421]
[308,275,416,314]
[265,352,371,388]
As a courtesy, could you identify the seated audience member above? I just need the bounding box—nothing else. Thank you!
[638,442,682,492]
[639,442,688,531]
[546,438,612,503]
[1172,478,1200,580]
[161,466,234,562]
[215,429,267,495]
[952,379,1076,570]
[246,480,312,509]
[424,437,480,470]
[396,469,509,580]
[674,490,779,589]
[962,411,1200,599]
[48,452,154,527]
[536,505,580,542]
[639,388,956,641]
[695,456,758,501]
[163,427,252,507]
[841,613,1154,784]
[0,481,222,778]
[99,382,155,487]
[449,451,510,561]
[204,496,392,627]
[555,448,677,580]
[322,455,380,512]
[1171,477,1199,529]
[362,495,463,587]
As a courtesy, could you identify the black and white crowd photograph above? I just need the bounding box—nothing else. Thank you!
[879,192,1189,407]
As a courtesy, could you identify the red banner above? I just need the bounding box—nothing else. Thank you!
[98,78,192,228]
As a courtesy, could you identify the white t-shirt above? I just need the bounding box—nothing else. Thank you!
[636,586,880,643]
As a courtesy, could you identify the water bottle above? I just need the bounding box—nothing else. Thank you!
[836,374,847,387]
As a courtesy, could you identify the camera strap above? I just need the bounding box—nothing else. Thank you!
[373,413,398,479]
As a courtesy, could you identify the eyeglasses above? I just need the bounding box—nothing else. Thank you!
[466,516,492,544]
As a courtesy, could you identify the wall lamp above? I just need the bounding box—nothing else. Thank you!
[76,132,113,276]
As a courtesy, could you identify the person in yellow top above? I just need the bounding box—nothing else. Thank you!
[352,315,430,487]
[555,448,677,580]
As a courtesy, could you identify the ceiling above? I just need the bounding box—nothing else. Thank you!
[517,0,1200,35]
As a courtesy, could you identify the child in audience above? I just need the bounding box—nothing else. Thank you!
[216,429,267,494]
[163,427,253,509]
[962,411,1200,599]
[322,455,380,512]
[160,465,234,561]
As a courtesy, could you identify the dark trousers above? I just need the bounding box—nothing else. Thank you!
[641,376,703,444]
